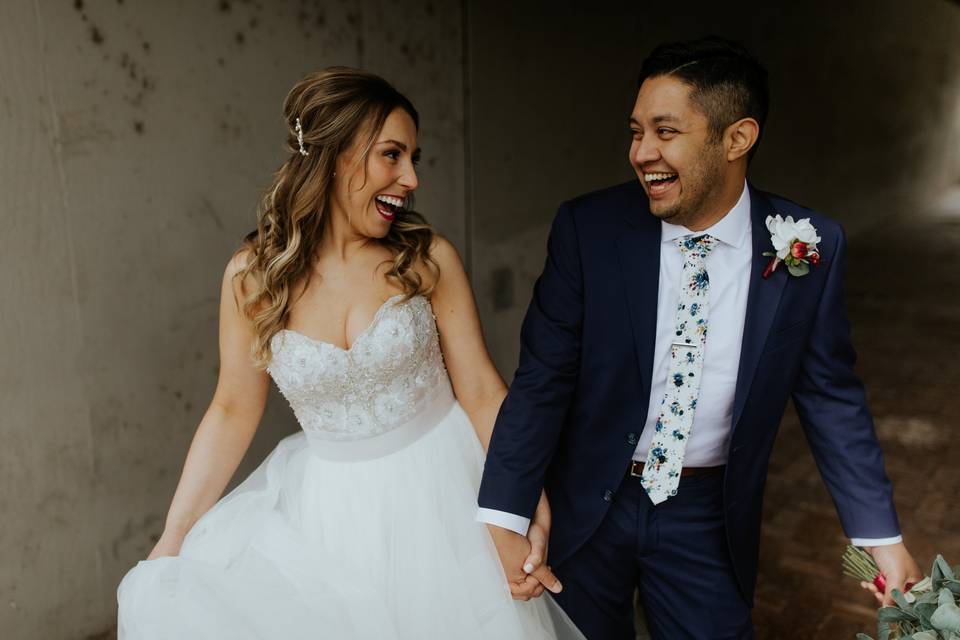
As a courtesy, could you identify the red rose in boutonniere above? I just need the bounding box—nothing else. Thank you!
[762,214,822,278]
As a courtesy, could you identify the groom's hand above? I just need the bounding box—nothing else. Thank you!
[485,524,562,600]
[861,542,923,607]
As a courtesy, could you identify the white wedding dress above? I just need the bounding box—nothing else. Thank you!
[117,294,583,639]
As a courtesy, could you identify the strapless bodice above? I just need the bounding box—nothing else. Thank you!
[267,295,450,444]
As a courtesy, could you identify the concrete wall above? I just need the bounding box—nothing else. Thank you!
[466,0,960,376]
[0,1,463,637]
[2,0,959,637]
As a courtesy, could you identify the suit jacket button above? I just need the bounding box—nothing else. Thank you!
[603,489,614,502]
[627,433,639,445]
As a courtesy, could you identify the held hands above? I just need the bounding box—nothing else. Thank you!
[858,542,923,607]
[486,491,562,601]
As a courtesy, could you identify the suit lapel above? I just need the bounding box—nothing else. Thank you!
[615,201,661,407]
[731,185,788,430]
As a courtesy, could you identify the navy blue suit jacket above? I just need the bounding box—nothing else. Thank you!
[477,180,900,604]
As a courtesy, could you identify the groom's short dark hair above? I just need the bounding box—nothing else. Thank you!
[638,36,769,156]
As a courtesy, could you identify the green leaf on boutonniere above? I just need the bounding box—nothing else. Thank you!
[856,634,875,640]
[787,262,810,277]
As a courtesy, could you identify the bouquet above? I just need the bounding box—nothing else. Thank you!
[842,546,960,639]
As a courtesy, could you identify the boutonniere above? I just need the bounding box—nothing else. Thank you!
[762,214,822,278]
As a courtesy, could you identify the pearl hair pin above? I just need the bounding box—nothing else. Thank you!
[295,117,309,156]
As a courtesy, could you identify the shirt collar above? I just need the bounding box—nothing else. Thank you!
[660,180,751,249]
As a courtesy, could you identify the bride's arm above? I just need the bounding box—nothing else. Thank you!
[429,238,559,596]
[427,236,506,452]
[149,252,270,559]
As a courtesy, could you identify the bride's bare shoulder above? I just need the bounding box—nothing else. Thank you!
[221,247,265,311]
[428,235,465,275]
[424,234,469,295]
[225,246,254,277]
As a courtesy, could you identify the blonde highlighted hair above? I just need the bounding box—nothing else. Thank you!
[237,67,437,366]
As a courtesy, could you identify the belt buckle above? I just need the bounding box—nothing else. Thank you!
[629,460,645,477]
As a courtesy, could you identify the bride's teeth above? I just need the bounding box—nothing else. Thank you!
[376,195,403,207]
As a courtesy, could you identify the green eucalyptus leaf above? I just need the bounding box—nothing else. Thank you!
[937,556,956,581]
[877,619,891,640]
[787,262,809,277]
[940,588,956,608]
[915,601,938,627]
[856,634,875,640]
[930,593,960,633]
[910,631,939,640]
[944,580,960,596]
[879,606,918,623]
[934,559,946,590]
[892,588,913,610]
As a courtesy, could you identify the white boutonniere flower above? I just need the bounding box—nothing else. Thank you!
[763,215,822,278]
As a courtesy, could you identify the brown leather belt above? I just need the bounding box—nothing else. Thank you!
[629,460,725,478]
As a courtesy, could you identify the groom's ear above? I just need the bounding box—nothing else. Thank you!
[724,117,760,163]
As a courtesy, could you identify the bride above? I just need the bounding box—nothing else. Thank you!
[116,67,584,639]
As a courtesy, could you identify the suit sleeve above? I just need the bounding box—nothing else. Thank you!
[477,202,583,520]
[791,226,901,540]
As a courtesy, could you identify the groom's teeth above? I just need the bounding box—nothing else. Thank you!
[376,195,403,207]
[644,172,677,182]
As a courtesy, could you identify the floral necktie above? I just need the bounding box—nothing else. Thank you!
[641,234,717,505]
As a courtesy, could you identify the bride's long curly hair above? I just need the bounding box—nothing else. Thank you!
[237,67,437,367]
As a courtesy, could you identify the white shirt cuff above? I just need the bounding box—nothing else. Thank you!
[850,535,903,547]
[476,508,530,536]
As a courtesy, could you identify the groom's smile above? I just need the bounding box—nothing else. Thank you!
[643,170,680,197]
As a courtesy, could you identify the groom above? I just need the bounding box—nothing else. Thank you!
[477,36,922,638]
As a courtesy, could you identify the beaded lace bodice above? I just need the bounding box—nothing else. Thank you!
[267,295,448,441]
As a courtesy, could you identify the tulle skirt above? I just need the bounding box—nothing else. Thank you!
[117,390,583,639]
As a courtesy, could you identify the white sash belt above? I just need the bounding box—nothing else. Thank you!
[305,381,456,462]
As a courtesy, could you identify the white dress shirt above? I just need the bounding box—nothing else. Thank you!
[478,181,900,547]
